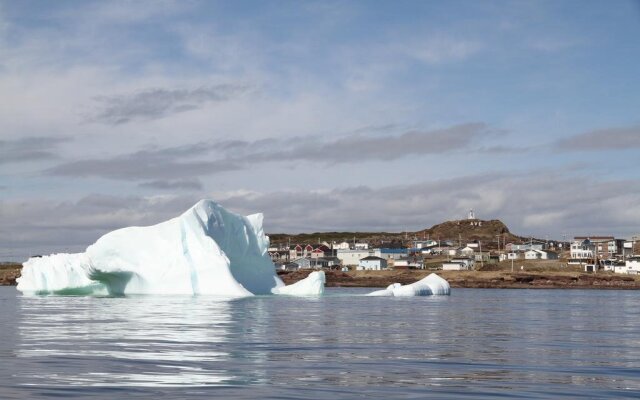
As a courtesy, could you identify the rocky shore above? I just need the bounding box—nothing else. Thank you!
[0,264,22,286]
[278,269,640,290]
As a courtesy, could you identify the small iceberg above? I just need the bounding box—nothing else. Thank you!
[271,271,325,296]
[366,273,451,296]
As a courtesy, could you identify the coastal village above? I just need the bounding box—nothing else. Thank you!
[268,210,640,276]
[2,209,639,288]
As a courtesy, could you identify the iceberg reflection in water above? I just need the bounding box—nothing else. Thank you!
[16,295,241,387]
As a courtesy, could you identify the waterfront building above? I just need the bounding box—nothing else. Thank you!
[358,256,387,271]
[337,249,372,266]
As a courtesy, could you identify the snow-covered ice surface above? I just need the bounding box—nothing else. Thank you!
[366,273,451,296]
[17,199,450,298]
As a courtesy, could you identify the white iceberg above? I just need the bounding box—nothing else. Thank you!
[366,273,451,296]
[17,200,309,297]
[271,271,325,296]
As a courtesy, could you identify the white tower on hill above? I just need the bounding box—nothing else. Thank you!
[468,209,475,220]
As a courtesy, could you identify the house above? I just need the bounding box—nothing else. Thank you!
[460,246,476,257]
[269,250,291,263]
[525,249,540,260]
[373,248,409,261]
[392,259,424,269]
[332,241,351,250]
[574,236,625,259]
[337,249,372,266]
[310,256,341,269]
[309,247,326,259]
[358,256,387,270]
[569,239,595,264]
[474,251,491,263]
[525,249,560,260]
[354,242,369,250]
[444,247,462,256]
[500,252,520,261]
[443,257,475,271]
[290,257,311,269]
[413,240,438,249]
[280,262,300,271]
[442,261,467,271]
[506,243,544,252]
[290,244,315,258]
[623,257,640,274]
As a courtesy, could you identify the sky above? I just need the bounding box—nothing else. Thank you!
[1,0,640,259]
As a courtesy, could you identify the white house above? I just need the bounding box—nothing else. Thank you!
[354,242,369,250]
[525,249,559,260]
[393,259,424,269]
[358,256,387,270]
[570,239,595,260]
[332,241,351,250]
[616,257,640,274]
[337,249,372,266]
[446,247,462,256]
[460,246,476,257]
[414,240,438,249]
[442,261,467,271]
[373,248,408,261]
[499,252,520,261]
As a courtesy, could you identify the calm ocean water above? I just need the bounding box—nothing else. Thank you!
[1,286,640,399]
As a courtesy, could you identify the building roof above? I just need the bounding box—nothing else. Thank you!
[379,248,408,253]
[574,236,615,242]
[361,256,386,261]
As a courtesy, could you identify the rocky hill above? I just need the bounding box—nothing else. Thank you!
[417,219,520,247]
[269,219,528,249]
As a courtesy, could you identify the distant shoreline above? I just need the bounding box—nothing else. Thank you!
[3,264,640,290]
[279,269,640,290]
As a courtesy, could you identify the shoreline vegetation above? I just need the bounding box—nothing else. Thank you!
[3,261,640,290]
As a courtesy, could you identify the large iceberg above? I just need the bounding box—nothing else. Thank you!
[18,200,297,296]
[17,199,450,298]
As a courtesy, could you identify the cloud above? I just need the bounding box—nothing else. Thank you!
[0,194,198,258]
[0,136,70,164]
[225,122,494,163]
[44,123,493,181]
[224,123,492,164]
[556,126,640,150]
[46,144,242,180]
[139,179,203,190]
[3,171,640,259]
[89,84,251,124]
[211,174,640,239]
